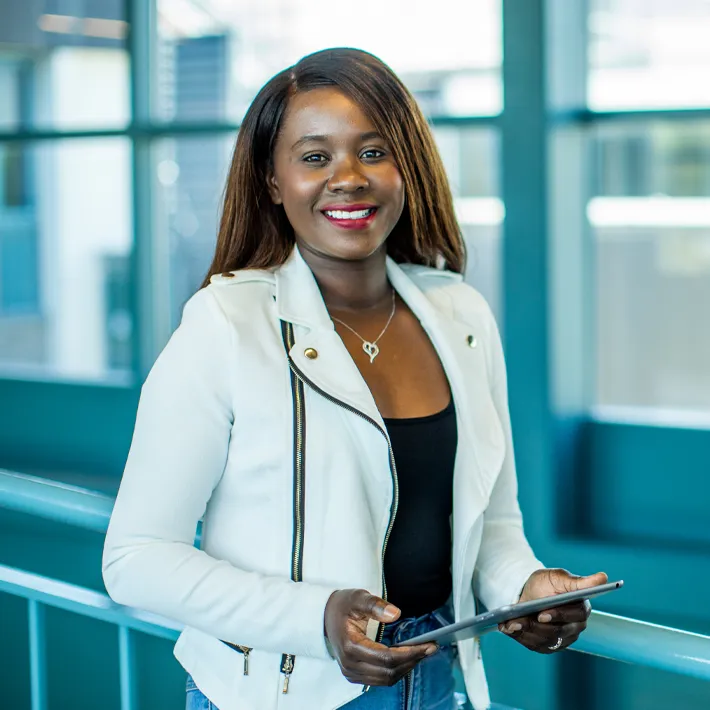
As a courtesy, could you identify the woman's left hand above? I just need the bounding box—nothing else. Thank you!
[499,568,608,654]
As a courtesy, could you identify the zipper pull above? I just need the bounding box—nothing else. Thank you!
[239,646,251,675]
[280,654,295,693]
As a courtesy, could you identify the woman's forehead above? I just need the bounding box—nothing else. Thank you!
[279,88,379,144]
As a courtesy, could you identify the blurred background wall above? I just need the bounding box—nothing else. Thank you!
[0,0,709,709]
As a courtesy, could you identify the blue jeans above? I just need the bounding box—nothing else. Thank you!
[186,675,217,710]
[186,601,469,710]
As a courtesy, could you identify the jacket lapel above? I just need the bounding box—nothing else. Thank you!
[274,248,505,513]
[274,248,383,425]
[388,262,505,508]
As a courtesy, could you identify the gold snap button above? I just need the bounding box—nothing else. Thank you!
[467,335,477,348]
[304,348,318,360]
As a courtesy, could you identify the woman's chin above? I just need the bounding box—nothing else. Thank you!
[302,232,388,263]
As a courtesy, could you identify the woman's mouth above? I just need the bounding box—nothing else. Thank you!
[321,206,378,230]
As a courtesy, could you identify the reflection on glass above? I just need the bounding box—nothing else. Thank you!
[0,139,133,381]
[590,122,710,413]
[158,128,501,329]
[155,0,502,122]
[0,1,129,129]
[588,0,710,110]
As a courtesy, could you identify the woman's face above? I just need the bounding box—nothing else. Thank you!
[268,87,405,263]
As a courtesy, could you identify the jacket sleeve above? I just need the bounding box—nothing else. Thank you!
[102,287,338,660]
[472,304,545,610]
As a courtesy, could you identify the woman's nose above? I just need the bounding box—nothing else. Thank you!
[326,158,369,193]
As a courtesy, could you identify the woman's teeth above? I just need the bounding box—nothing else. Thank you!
[324,208,375,220]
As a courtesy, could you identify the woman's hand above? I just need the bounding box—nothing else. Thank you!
[324,589,438,686]
[499,568,608,654]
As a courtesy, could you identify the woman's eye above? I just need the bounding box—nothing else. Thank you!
[361,149,385,160]
[303,153,327,164]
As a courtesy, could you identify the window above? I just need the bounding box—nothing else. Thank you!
[0,1,132,381]
[0,1,129,130]
[591,121,710,413]
[0,139,133,381]
[588,0,710,111]
[585,2,710,417]
[155,0,503,122]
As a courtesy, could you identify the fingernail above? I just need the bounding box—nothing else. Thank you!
[508,623,522,633]
[425,645,438,655]
[538,613,552,623]
[382,605,398,621]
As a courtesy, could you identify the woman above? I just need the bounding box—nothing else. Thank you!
[102,48,606,710]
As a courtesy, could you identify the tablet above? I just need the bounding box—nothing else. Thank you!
[392,580,624,646]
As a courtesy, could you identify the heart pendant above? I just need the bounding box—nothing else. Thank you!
[362,341,379,363]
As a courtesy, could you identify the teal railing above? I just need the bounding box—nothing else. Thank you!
[2,468,710,710]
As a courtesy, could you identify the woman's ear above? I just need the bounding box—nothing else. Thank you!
[267,171,283,205]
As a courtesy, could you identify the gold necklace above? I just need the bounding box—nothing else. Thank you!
[330,290,396,364]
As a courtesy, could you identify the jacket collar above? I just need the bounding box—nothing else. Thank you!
[274,246,336,332]
[273,245,461,332]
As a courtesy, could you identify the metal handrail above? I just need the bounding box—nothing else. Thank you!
[2,468,710,683]
[0,469,114,532]
[577,612,710,681]
[0,563,180,641]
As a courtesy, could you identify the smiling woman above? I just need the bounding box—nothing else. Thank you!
[103,47,605,710]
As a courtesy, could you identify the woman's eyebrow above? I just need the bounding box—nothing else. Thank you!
[291,131,383,151]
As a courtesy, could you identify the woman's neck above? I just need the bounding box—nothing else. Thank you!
[298,243,391,312]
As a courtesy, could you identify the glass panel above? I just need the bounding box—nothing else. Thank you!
[154,134,235,330]
[588,0,710,110]
[0,138,133,381]
[432,126,502,317]
[158,128,501,329]
[155,0,502,122]
[590,121,710,414]
[0,1,129,129]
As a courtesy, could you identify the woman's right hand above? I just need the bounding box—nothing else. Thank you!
[324,588,438,687]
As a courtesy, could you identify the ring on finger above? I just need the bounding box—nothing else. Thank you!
[548,636,563,651]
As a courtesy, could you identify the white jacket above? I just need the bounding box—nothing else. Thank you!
[102,246,543,710]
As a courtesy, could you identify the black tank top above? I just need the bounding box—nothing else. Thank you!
[382,398,457,619]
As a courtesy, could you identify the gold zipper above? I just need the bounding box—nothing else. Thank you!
[280,653,295,693]
[282,326,400,647]
[279,322,308,693]
[377,443,399,643]
[222,642,252,675]
[237,645,252,675]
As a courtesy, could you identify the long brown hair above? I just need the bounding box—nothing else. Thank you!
[201,47,465,287]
